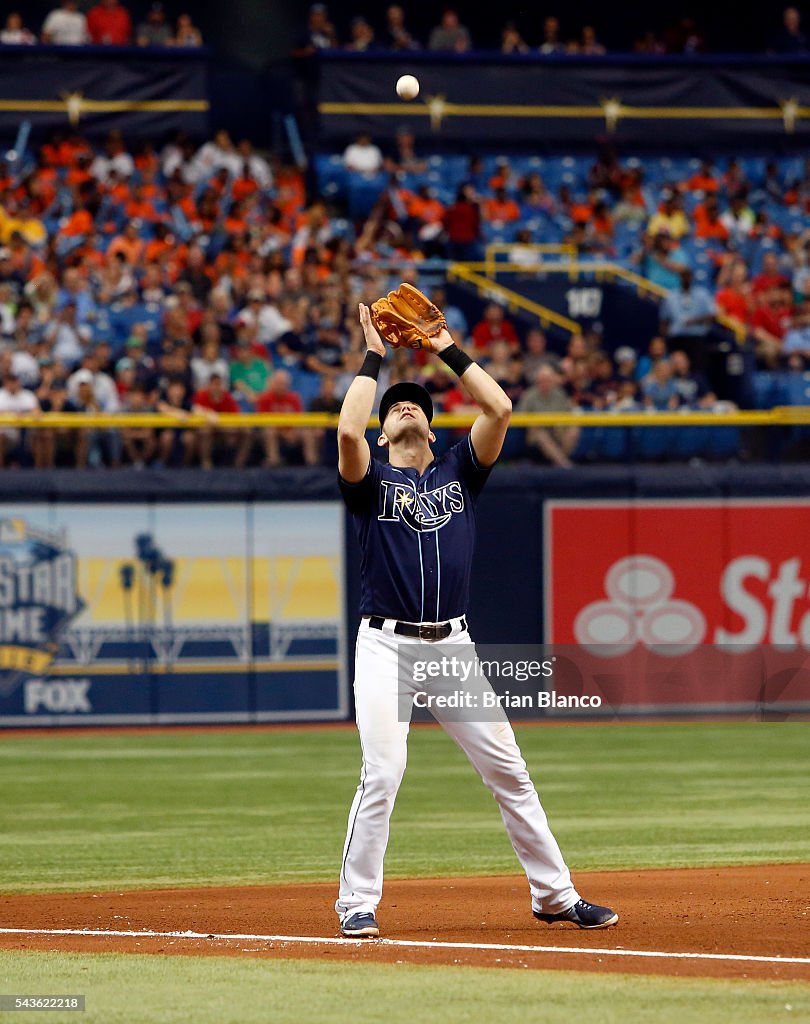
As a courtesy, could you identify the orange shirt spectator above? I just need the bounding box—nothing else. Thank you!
[175,192,198,223]
[569,200,593,225]
[71,238,105,275]
[87,0,132,45]
[483,188,521,224]
[488,160,514,192]
[223,201,248,237]
[60,208,94,237]
[715,262,753,326]
[407,188,444,225]
[223,216,248,237]
[28,165,58,198]
[214,249,251,284]
[18,175,56,216]
[143,228,175,265]
[106,179,131,205]
[134,146,159,176]
[138,178,160,203]
[207,169,231,197]
[693,201,730,241]
[41,139,72,168]
[65,135,94,166]
[125,192,160,223]
[65,162,93,190]
[592,203,613,237]
[232,174,259,203]
[716,287,751,325]
[685,163,719,193]
[107,222,145,265]
[276,166,307,227]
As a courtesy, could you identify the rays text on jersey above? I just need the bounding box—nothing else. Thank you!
[378,481,465,532]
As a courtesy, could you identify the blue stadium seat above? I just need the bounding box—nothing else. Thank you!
[785,373,810,406]
[597,425,629,460]
[707,427,741,460]
[750,372,781,409]
[500,427,525,460]
[672,425,706,460]
[741,157,766,181]
[347,174,387,218]
[630,425,671,461]
[290,369,322,408]
[572,425,602,462]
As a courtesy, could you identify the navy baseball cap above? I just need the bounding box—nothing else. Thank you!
[379,382,433,427]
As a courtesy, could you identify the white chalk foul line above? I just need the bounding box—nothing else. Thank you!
[0,928,808,966]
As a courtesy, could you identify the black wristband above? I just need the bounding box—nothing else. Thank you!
[438,344,474,377]
[357,351,383,380]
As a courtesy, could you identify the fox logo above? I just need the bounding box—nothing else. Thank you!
[378,481,464,533]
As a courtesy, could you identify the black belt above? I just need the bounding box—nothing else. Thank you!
[367,616,467,642]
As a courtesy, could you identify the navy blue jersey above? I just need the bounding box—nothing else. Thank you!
[340,436,492,622]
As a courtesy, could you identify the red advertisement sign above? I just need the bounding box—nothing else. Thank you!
[544,500,810,713]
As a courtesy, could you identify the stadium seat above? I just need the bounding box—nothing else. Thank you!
[785,373,810,407]
[290,370,322,408]
[672,425,706,460]
[597,425,630,461]
[500,427,526,460]
[572,425,602,462]
[707,426,741,460]
[347,174,387,218]
[629,425,671,461]
[751,372,777,409]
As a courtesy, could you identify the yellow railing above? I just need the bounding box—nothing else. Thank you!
[465,251,747,344]
[484,242,577,278]
[448,262,581,334]
[3,408,810,429]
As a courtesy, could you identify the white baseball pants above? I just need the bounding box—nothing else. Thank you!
[336,617,579,921]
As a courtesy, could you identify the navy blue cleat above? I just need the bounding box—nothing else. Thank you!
[534,899,619,930]
[341,912,380,938]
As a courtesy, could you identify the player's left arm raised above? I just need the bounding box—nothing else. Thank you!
[432,329,512,466]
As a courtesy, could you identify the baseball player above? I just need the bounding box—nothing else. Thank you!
[336,286,618,938]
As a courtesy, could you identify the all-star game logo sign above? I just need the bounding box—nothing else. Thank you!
[0,518,84,696]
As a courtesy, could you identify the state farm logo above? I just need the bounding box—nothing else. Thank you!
[574,556,706,657]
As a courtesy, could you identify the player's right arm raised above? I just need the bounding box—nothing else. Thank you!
[337,304,386,483]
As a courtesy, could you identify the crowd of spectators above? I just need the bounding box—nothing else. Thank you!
[0,118,807,469]
[0,2,203,48]
[292,3,808,56]
[3,2,804,55]
[334,133,810,375]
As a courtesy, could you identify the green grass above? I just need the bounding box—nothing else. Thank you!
[1,951,808,1024]
[0,723,807,893]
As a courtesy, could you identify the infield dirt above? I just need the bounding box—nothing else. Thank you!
[1,865,808,981]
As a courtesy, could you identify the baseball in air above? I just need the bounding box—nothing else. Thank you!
[396,75,420,101]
